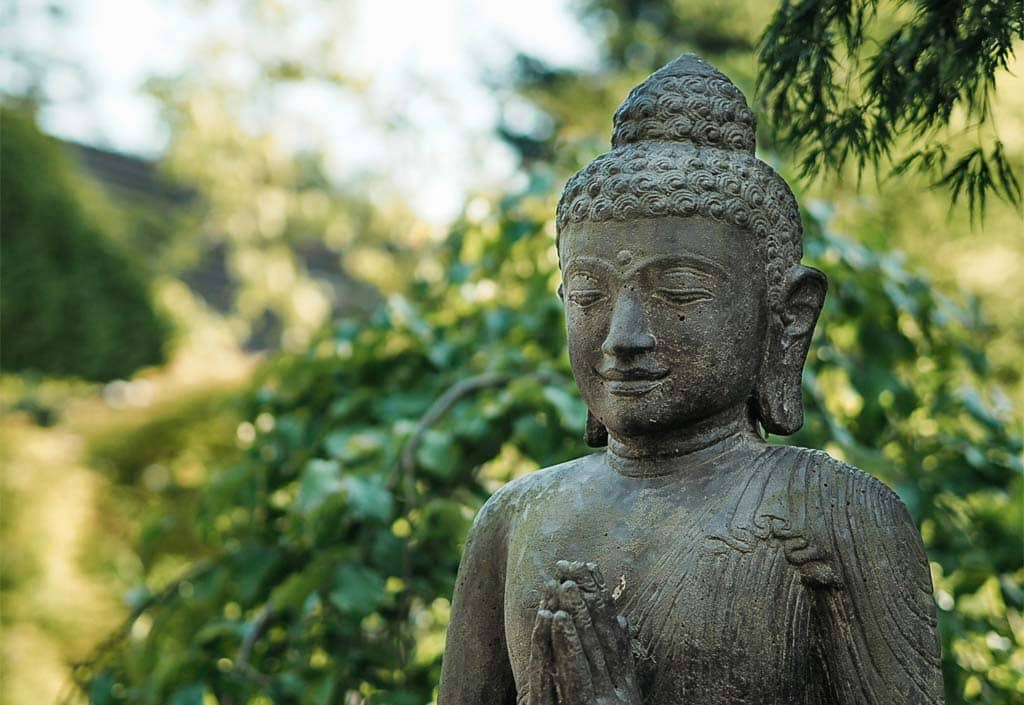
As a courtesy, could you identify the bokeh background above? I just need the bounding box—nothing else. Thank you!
[1,1,1022,704]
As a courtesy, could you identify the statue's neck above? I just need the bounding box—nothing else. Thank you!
[606,404,762,478]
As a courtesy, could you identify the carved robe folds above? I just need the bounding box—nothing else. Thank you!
[463,439,945,704]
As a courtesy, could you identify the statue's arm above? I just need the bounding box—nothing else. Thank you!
[437,489,517,705]
[812,464,944,704]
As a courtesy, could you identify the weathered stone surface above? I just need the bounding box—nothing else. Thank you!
[438,54,944,705]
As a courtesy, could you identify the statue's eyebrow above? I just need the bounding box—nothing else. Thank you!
[563,256,615,279]
[631,254,730,281]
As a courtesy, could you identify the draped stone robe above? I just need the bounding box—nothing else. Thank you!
[438,433,944,704]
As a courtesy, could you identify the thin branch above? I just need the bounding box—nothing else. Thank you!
[395,372,509,492]
[62,558,219,704]
[389,370,571,500]
[385,368,572,668]
[221,602,275,705]
[238,602,273,667]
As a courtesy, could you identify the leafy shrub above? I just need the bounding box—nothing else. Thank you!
[86,387,245,570]
[0,107,169,381]
[76,180,1022,704]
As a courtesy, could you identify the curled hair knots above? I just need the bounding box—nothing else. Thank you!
[651,153,676,172]
[640,191,671,216]
[616,193,642,219]
[590,196,615,220]
[611,54,756,153]
[556,144,803,309]
[556,54,805,311]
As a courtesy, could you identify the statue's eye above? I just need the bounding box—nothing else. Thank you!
[568,289,606,307]
[654,288,713,306]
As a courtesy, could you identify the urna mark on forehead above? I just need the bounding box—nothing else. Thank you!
[554,53,805,309]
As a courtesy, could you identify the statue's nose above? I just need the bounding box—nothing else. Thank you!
[601,290,656,357]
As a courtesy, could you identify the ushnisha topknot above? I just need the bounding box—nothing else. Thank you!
[556,54,803,310]
[611,53,757,152]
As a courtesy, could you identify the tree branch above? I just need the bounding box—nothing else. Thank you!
[64,558,219,703]
[221,602,275,705]
[389,370,572,501]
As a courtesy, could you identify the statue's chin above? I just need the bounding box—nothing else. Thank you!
[599,408,695,440]
[597,396,751,443]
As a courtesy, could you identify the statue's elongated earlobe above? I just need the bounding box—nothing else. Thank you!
[585,410,609,447]
[755,266,827,435]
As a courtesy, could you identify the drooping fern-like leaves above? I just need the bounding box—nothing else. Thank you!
[758,0,1024,216]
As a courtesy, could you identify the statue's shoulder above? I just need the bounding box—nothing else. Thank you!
[472,452,606,529]
[766,442,908,513]
[760,443,921,587]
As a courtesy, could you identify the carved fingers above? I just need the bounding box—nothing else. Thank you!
[552,610,598,702]
[558,580,612,691]
[556,561,638,693]
[528,560,641,705]
[527,607,557,705]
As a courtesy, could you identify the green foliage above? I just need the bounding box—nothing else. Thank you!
[86,387,244,570]
[0,107,169,381]
[76,176,1022,703]
[758,0,1023,214]
[74,181,586,704]
[519,1,1023,216]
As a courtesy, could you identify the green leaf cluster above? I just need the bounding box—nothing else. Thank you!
[508,1,1022,216]
[758,0,1023,215]
[75,181,592,704]
[797,203,1023,702]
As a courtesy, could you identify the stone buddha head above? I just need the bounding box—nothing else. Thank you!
[556,54,827,448]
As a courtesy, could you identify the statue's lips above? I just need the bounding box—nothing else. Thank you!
[595,366,669,396]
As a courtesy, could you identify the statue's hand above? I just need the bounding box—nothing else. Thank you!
[526,602,557,705]
[548,561,642,705]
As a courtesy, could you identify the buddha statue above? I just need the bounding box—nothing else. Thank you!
[438,55,944,705]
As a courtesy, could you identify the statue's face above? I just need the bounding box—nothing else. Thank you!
[560,216,768,439]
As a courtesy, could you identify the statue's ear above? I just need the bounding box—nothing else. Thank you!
[755,265,827,435]
[585,410,609,447]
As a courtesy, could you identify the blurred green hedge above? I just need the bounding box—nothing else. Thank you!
[1,107,169,381]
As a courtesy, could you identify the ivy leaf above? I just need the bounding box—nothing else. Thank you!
[295,459,343,513]
[168,684,206,705]
[323,430,355,460]
[343,475,393,521]
[416,429,461,478]
[232,545,279,602]
[543,385,586,432]
[324,429,388,463]
[328,564,386,617]
[271,569,322,611]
